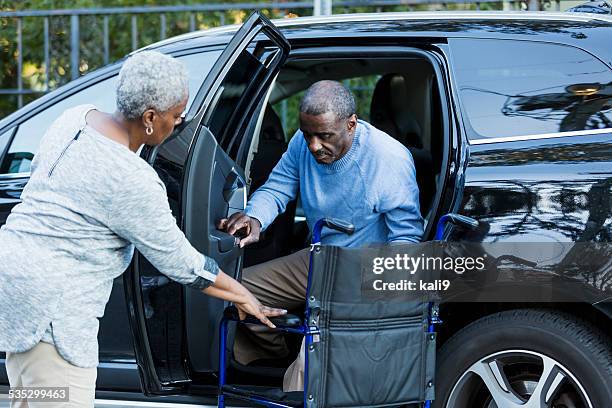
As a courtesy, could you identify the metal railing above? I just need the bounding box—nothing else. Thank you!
[0,0,559,116]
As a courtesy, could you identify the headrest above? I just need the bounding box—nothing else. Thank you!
[261,104,285,142]
[370,73,422,148]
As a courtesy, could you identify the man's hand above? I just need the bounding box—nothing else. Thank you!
[217,212,261,248]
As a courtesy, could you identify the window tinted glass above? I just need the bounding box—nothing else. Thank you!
[0,128,12,162]
[207,48,262,144]
[6,77,117,174]
[450,39,612,139]
[3,50,221,174]
[205,45,284,158]
[179,50,222,111]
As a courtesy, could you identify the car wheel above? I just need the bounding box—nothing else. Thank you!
[434,309,612,408]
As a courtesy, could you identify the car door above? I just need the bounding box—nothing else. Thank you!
[0,127,23,225]
[123,12,290,396]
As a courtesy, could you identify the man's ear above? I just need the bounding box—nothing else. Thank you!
[142,109,156,129]
[347,114,358,132]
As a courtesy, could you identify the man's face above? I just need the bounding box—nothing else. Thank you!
[299,111,357,164]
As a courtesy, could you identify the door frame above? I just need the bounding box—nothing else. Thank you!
[275,44,458,239]
[123,11,290,396]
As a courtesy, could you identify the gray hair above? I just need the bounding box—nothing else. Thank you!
[116,51,189,120]
[299,80,356,120]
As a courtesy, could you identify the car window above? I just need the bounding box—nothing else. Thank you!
[204,45,286,159]
[206,47,263,152]
[0,128,12,165]
[1,50,222,175]
[179,50,223,112]
[5,77,119,174]
[450,39,612,140]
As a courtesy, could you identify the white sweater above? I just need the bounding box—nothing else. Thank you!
[0,104,218,368]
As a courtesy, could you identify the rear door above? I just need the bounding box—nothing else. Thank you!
[124,12,290,395]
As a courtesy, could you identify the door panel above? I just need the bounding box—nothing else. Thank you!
[124,11,290,395]
[0,172,25,373]
[0,175,27,225]
[185,127,246,276]
[183,127,246,373]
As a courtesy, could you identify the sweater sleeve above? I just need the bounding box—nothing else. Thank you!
[244,132,301,230]
[376,150,424,243]
[107,168,218,289]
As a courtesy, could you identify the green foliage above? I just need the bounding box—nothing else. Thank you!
[0,1,504,119]
[0,0,304,118]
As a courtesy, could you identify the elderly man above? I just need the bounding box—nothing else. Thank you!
[218,80,423,390]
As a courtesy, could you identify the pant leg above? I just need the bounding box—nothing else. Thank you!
[233,248,310,365]
[6,341,97,408]
[6,351,27,408]
[283,338,306,392]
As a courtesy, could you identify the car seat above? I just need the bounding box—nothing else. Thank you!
[244,105,297,267]
[370,73,437,216]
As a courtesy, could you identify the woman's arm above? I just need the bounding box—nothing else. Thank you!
[107,169,284,327]
[203,271,286,328]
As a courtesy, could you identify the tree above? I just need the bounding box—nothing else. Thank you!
[0,0,300,118]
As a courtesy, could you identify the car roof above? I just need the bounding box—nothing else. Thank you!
[143,11,612,50]
[141,11,612,69]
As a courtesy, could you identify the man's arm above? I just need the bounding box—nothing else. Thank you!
[385,198,424,243]
[219,133,302,246]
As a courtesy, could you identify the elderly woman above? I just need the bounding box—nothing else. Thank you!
[0,51,284,407]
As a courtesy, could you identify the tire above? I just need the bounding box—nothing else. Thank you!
[434,309,612,408]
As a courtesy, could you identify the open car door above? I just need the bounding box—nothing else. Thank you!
[124,12,290,396]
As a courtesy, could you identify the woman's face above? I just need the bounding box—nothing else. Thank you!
[148,96,188,145]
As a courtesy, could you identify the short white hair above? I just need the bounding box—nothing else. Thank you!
[116,50,189,120]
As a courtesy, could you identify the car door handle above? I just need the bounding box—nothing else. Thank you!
[213,231,240,253]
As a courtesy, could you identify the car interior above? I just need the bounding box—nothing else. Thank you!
[226,55,447,387]
[244,57,445,266]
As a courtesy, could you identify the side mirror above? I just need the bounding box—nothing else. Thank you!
[567,0,611,14]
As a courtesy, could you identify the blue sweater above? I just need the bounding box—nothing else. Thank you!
[245,120,423,247]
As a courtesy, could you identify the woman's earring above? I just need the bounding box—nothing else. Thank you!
[146,127,153,136]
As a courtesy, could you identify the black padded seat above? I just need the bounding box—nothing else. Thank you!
[244,105,297,267]
[250,105,287,191]
[370,73,436,215]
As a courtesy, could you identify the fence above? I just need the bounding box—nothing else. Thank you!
[0,0,564,118]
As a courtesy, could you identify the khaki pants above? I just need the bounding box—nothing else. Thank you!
[234,248,310,392]
[6,341,97,407]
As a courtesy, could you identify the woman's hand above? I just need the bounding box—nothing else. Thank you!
[234,291,286,329]
[202,270,286,329]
